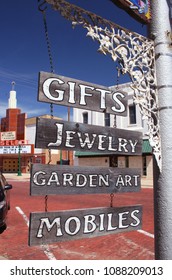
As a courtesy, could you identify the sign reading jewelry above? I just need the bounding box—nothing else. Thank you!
[35,118,142,154]
[29,205,142,246]
[38,71,128,116]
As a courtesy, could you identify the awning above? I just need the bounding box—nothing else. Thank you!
[75,139,152,157]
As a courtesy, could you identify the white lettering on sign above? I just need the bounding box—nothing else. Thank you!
[33,170,139,189]
[42,77,126,114]
[33,171,109,188]
[29,206,142,245]
[0,145,31,154]
[36,209,141,238]
[47,123,138,153]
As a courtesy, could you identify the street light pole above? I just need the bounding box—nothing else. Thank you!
[150,0,172,259]
[17,144,22,176]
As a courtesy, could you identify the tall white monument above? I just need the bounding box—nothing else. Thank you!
[8,81,17,109]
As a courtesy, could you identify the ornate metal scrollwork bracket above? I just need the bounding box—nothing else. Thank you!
[45,0,161,170]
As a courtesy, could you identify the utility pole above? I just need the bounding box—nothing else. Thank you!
[150,0,172,259]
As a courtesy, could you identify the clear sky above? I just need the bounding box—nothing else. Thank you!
[0,0,147,120]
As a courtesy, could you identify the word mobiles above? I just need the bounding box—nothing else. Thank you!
[38,71,128,116]
[35,118,142,155]
[29,205,142,246]
[30,163,141,195]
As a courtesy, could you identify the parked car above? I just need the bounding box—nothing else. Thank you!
[0,172,12,233]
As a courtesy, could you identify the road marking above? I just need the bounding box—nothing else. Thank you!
[15,206,56,260]
[16,206,29,227]
[137,229,154,239]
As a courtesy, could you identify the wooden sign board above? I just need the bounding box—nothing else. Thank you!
[30,163,141,196]
[35,118,142,155]
[110,0,151,24]
[29,205,142,246]
[38,71,128,116]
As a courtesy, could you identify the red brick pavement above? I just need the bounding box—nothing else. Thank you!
[0,179,154,260]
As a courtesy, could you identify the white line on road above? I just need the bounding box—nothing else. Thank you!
[137,229,154,239]
[15,206,56,260]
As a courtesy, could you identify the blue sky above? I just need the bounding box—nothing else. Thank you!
[0,0,147,120]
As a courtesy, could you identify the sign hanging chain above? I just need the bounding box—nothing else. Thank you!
[38,0,55,212]
[110,193,114,208]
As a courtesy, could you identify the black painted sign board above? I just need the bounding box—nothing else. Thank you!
[29,205,142,246]
[30,163,141,196]
[35,118,142,155]
[38,71,128,116]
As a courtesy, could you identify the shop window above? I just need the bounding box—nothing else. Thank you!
[129,104,136,124]
[104,113,110,127]
[125,156,129,168]
[83,112,88,124]
[35,158,41,164]
[110,156,118,167]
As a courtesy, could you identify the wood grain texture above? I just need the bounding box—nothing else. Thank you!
[35,118,142,155]
[30,163,141,195]
[29,205,142,246]
[38,71,128,116]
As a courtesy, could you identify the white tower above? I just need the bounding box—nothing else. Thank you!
[8,81,17,108]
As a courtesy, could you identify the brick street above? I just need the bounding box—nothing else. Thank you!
[0,175,154,260]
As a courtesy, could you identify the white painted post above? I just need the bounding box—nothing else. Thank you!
[150,0,172,259]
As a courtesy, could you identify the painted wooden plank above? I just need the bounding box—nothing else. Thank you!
[30,163,141,196]
[38,71,128,116]
[35,118,142,155]
[29,205,142,246]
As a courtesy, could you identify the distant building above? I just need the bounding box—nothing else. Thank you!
[73,82,153,188]
[0,83,31,173]
[0,84,73,173]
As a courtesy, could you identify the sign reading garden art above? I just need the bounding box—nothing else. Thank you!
[29,71,143,246]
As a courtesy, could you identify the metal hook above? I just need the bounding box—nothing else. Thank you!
[38,0,47,12]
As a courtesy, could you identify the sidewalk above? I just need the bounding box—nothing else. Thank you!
[5,173,30,181]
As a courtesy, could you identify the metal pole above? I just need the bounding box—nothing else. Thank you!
[150,0,172,259]
[17,144,22,176]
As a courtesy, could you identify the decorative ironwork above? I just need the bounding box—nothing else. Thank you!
[45,0,161,170]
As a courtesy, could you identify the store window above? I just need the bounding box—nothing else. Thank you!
[129,104,136,124]
[104,113,110,127]
[143,156,147,176]
[83,112,88,124]
[110,156,118,167]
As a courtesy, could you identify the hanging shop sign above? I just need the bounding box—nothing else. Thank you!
[35,118,142,155]
[30,163,141,196]
[38,71,128,116]
[29,205,142,246]
[110,0,151,24]
[0,131,16,141]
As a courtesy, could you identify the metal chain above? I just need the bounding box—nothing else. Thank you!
[38,1,55,211]
[116,66,120,89]
[45,195,48,212]
[113,66,121,128]
[110,193,114,208]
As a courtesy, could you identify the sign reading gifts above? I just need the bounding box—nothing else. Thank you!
[38,71,128,116]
